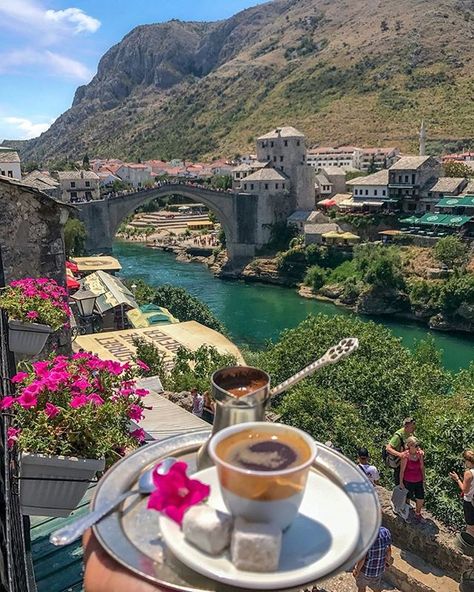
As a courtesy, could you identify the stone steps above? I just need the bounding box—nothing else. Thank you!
[386,545,460,592]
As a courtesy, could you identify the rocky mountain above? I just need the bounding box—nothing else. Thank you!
[18,0,474,163]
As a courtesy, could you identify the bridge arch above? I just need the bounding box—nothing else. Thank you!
[76,183,264,264]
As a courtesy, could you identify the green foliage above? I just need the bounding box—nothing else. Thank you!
[218,228,226,248]
[127,279,156,306]
[64,217,86,257]
[209,174,232,190]
[433,236,469,270]
[444,161,473,178]
[346,170,367,182]
[167,345,236,393]
[152,284,226,333]
[437,274,474,315]
[132,337,168,383]
[304,265,327,291]
[406,279,442,313]
[353,244,405,289]
[252,313,467,525]
[326,260,361,284]
[266,222,299,253]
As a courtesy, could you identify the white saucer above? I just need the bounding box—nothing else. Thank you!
[159,466,360,590]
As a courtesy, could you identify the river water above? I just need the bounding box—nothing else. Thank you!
[114,241,474,373]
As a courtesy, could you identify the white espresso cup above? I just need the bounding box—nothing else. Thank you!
[209,422,317,530]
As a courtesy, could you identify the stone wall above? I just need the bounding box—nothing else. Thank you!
[378,486,471,581]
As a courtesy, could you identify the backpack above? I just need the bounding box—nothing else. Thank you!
[383,431,404,469]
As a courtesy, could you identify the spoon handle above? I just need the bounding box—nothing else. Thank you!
[270,337,359,399]
[49,490,134,546]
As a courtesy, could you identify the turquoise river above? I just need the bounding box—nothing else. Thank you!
[114,241,473,373]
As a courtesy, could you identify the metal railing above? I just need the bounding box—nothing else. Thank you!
[0,246,36,592]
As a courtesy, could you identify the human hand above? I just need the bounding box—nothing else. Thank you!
[83,529,168,592]
[449,471,459,482]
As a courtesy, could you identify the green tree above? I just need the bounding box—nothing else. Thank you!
[443,161,473,178]
[433,236,469,270]
[82,153,90,170]
[210,175,232,190]
[64,217,86,257]
[126,279,155,305]
[353,244,405,289]
[304,265,327,292]
[132,337,169,385]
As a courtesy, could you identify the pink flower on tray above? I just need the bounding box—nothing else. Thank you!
[17,390,38,409]
[130,427,146,443]
[70,394,88,409]
[11,371,29,384]
[7,427,21,448]
[45,402,60,418]
[136,359,150,372]
[147,461,210,525]
[128,404,143,421]
[0,396,14,409]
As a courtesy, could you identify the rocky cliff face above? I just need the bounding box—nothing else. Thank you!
[19,0,474,162]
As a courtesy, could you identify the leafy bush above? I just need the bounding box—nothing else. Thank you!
[353,244,405,290]
[64,218,86,257]
[327,260,361,284]
[304,265,327,291]
[438,274,474,315]
[433,236,469,270]
[132,337,169,384]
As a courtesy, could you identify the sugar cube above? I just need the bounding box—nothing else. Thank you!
[182,505,233,555]
[231,518,282,572]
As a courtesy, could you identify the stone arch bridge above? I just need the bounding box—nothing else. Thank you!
[76,183,290,264]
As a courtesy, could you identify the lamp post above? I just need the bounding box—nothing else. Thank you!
[71,289,100,334]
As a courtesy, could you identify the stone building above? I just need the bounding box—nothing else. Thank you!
[57,170,100,203]
[256,126,315,210]
[22,170,61,199]
[0,150,21,180]
[347,169,390,206]
[0,176,72,285]
[116,163,152,187]
[388,156,441,214]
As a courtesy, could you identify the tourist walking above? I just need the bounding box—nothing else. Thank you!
[400,436,425,523]
[191,388,204,418]
[201,391,215,424]
[450,449,474,538]
[353,525,393,592]
[357,447,380,486]
[385,417,417,485]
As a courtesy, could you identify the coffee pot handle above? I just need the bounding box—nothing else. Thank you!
[270,337,359,399]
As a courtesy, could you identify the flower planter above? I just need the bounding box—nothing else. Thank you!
[20,453,105,517]
[457,531,474,558]
[8,320,52,355]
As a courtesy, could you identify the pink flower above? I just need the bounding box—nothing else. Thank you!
[70,394,88,409]
[136,359,150,372]
[128,404,143,421]
[0,396,14,409]
[7,427,21,448]
[147,461,210,525]
[72,378,90,390]
[26,310,39,320]
[135,388,149,398]
[11,372,28,383]
[87,393,104,406]
[33,361,50,377]
[17,390,38,409]
[45,403,60,418]
[130,428,146,443]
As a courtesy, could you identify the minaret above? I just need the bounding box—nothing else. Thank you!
[419,119,426,156]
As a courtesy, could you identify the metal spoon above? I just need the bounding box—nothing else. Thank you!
[49,456,177,546]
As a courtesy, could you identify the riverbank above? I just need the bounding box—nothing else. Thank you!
[113,241,474,371]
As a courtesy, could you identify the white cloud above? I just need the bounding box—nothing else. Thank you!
[0,48,92,81]
[3,116,52,139]
[45,7,101,34]
[0,0,101,38]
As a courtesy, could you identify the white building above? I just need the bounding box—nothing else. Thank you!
[346,169,389,208]
[307,146,357,170]
[116,163,152,187]
[57,170,100,203]
[240,168,290,194]
[307,145,399,172]
[354,147,400,172]
[0,150,21,180]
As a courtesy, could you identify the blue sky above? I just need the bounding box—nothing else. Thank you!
[0,0,267,141]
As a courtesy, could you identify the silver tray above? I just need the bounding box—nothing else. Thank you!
[93,431,381,592]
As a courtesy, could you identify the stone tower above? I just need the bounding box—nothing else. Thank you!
[419,119,426,157]
[256,126,315,210]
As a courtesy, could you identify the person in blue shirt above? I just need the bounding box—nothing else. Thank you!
[353,526,393,592]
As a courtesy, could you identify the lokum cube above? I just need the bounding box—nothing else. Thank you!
[230,518,282,572]
[182,505,233,555]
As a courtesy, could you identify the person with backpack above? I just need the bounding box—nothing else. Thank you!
[450,449,474,538]
[384,417,417,485]
[357,447,380,486]
[400,436,425,523]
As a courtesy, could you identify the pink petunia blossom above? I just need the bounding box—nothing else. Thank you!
[147,461,210,525]
[87,393,104,406]
[130,428,146,443]
[11,372,28,383]
[70,394,88,409]
[0,396,14,409]
[136,359,150,372]
[33,361,50,377]
[72,378,91,390]
[128,404,144,421]
[7,427,21,448]
[45,403,60,418]
[135,388,149,398]
[26,310,39,320]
